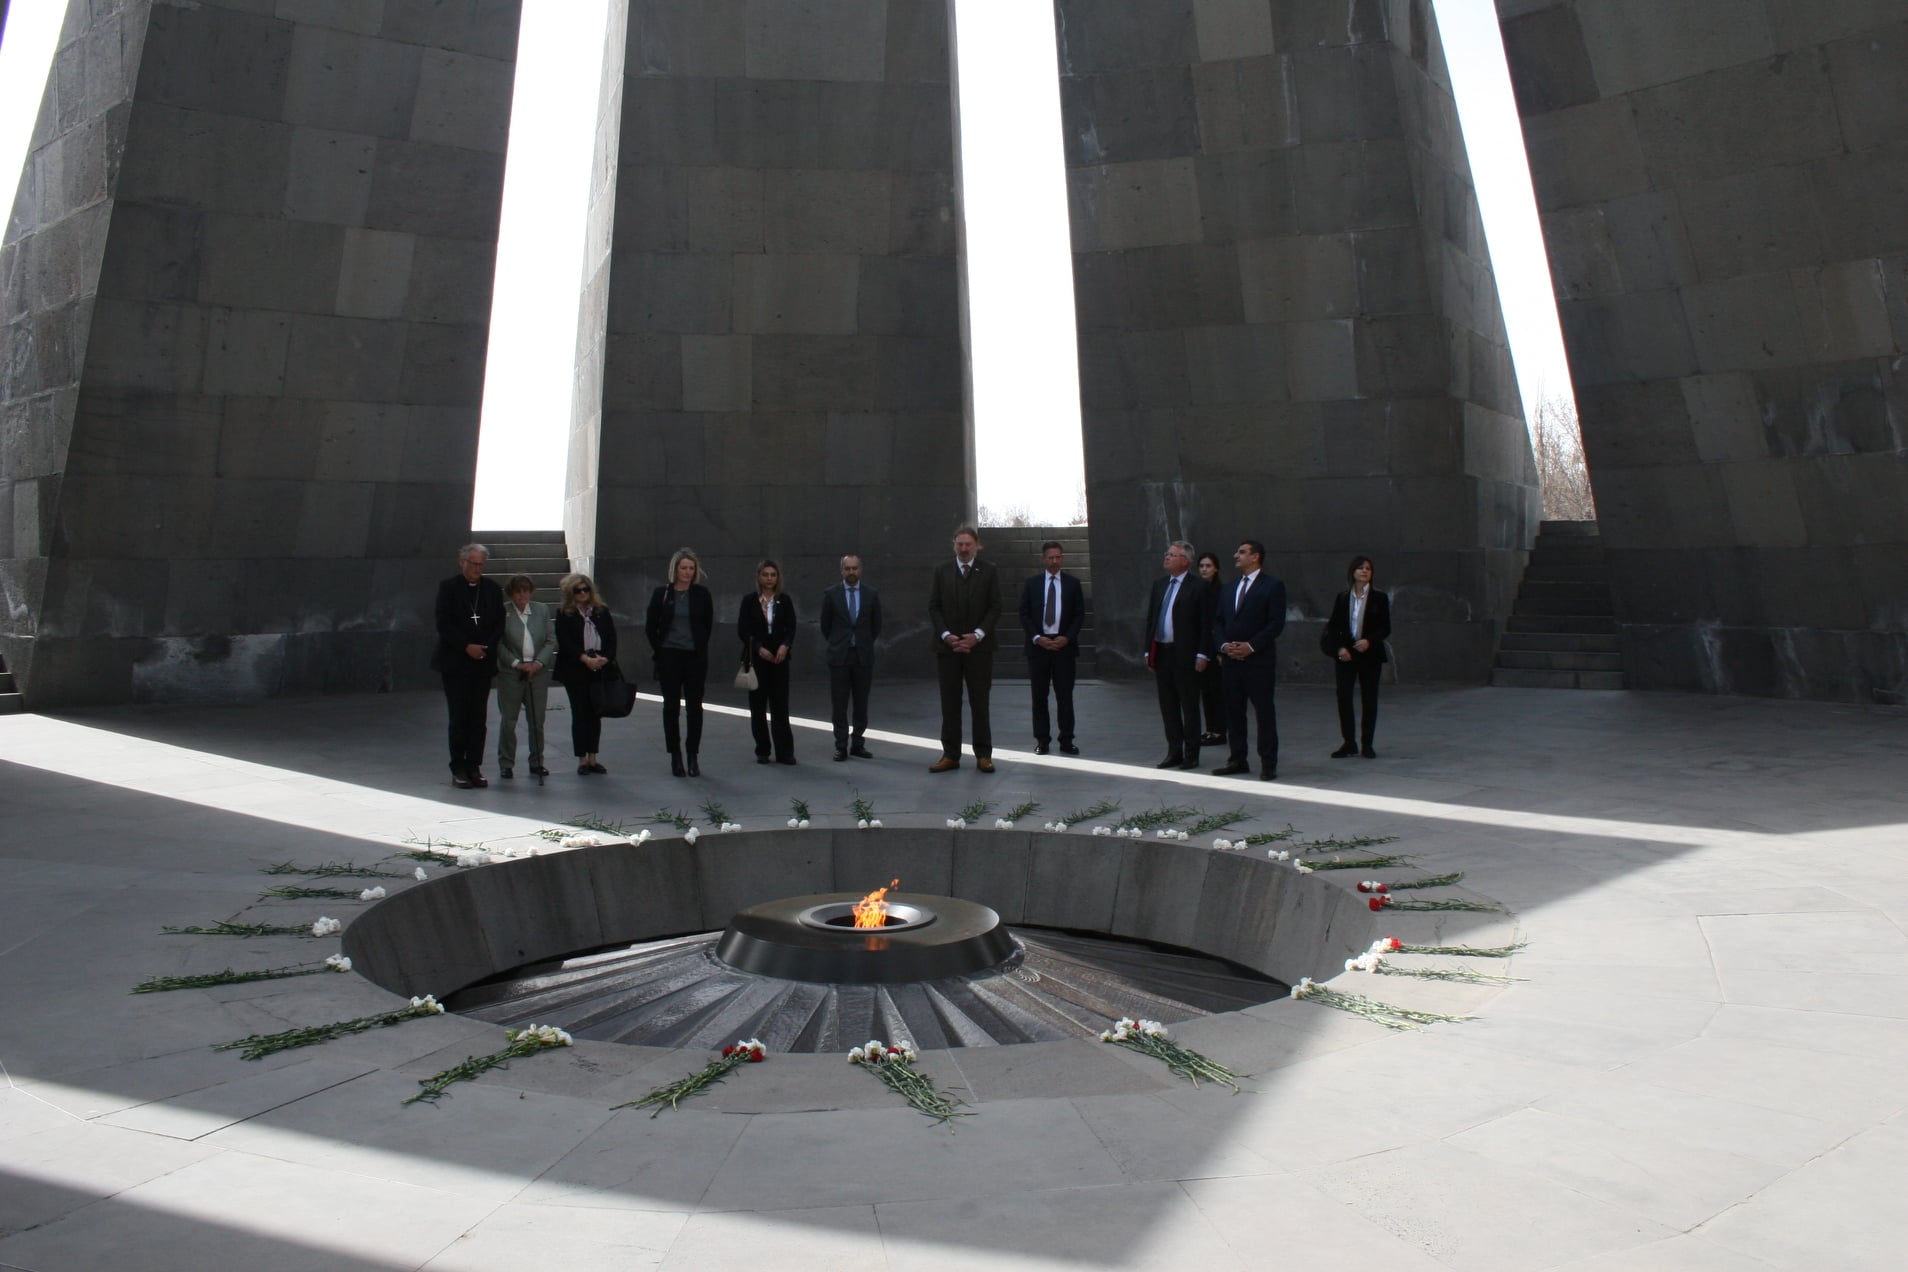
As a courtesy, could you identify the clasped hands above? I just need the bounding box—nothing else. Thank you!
[944,632,980,653]
[756,645,789,665]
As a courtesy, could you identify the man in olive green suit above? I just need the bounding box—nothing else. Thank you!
[495,573,556,779]
[927,526,1001,773]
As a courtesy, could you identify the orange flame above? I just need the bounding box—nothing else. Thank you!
[852,879,900,929]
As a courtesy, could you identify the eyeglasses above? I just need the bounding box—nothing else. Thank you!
[572,585,592,595]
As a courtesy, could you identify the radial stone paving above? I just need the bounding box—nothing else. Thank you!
[1,679,1903,1271]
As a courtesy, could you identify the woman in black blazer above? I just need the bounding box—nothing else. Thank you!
[645,547,715,777]
[554,572,618,775]
[737,559,798,765]
[1321,555,1391,759]
[1194,551,1228,746]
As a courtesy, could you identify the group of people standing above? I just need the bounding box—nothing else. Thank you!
[428,543,884,787]
[430,529,1391,789]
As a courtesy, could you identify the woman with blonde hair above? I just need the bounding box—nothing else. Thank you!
[644,548,714,777]
[554,572,618,774]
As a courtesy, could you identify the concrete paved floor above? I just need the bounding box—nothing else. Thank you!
[1,677,1903,1271]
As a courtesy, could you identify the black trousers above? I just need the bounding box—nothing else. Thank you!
[1152,645,1201,758]
[935,651,992,758]
[748,656,795,760]
[654,648,707,755]
[562,678,604,756]
[1027,645,1076,745]
[828,653,873,748]
[440,670,493,776]
[1335,657,1382,745]
[1198,660,1225,736]
[1222,658,1279,768]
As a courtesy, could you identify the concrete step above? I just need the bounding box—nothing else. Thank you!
[1491,667,1625,690]
[1522,562,1610,583]
[0,694,24,714]
[1538,520,1600,538]
[484,556,571,575]
[1513,592,1614,616]
[1495,650,1624,672]
[1498,631,1622,654]
[1504,613,1618,634]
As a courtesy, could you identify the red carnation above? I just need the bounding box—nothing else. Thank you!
[1368,895,1392,911]
[1382,937,1402,951]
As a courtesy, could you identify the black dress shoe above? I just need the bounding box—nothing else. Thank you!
[1361,746,1377,759]
[777,756,797,765]
[530,765,549,777]
[469,772,488,788]
[1332,743,1358,759]
[589,762,607,775]
[849,744,872,759]
[1199,732,1226,746]
[577,763,592,776]
[452,773,474,789]
[1211,761,1250,776]
[670,754,686,777]
[1059,741,1079,755]
[757,755,771,765]
[1261,766,1277,781]
[1034,742,1050,755]
[686,755,700,776]
[1156,754,1184,769]
[834,748,849,762]
[499,767,513,779]
[1178,756,1201,771]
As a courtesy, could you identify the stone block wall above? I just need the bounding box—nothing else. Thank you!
[589,0,968,677]
[1498,0,1908,702]
[0,0,521,706]
[1052,0,1538,684]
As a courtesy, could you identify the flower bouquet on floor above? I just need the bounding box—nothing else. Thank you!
[1098,1016,1244,1092]
[614,1039,767,1117]
[849,1039,968,1123]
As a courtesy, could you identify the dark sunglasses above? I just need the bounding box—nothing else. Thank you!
[572,584,592,594]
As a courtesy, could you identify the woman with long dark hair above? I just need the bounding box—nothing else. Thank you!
[1320,555,1391,758]
[645,548,714,777]
[554,572,617,775]
[737,559,798,765]
[1194,551,1227,747]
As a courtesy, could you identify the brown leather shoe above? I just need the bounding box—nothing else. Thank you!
[976,757,995,773]
[929,756,959,773]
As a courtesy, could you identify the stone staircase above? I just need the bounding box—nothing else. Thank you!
[0,653,24,713]
[1491,520,1624,690]
[981,526,1097,679]
[473,530,571,604]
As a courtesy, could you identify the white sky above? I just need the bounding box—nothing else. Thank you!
[2,0,1571,534]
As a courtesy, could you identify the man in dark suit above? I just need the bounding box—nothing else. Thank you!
[1211,539,1287,780]
[1018,540,1084,756]
[818,552,882,761]
[430,543,505,789]
[1143,540,1214,771]
[927,525,1001,773]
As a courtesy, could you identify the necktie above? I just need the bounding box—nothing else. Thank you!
[1236,577,1248,609]
[848,587,858,623]
[1044,577,1056,627]
[959,562,968,578]
[1160,578,1178,642]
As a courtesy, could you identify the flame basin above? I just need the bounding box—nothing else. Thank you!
[716,892,1015,984]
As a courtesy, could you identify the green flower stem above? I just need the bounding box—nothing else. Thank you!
[162,921,318,937]
[1107,1034,1244,1092]
[1389,871,1465,890]
[1393,941,1527,958]
[1387,897,1504,912]
[1291,983,1472,1030]
[1059,798,1120,825]
[405,1032,569,1105]
[614,1051,753,1117]
[263,861,408,879]
[132,964,330,994]
[261,885,364,900]
[215,1001,444,1059]
[856,1057,969,1123]
[1304,854,1414,871]
[1375,964,1522,985]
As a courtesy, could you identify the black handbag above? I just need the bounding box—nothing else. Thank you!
[589,660,636,718]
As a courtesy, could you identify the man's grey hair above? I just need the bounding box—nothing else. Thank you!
[459,543,489,562]
[1167,540,1195,556]
[953,524,980,541]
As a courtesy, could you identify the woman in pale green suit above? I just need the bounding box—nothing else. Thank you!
[495,573,556,779]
